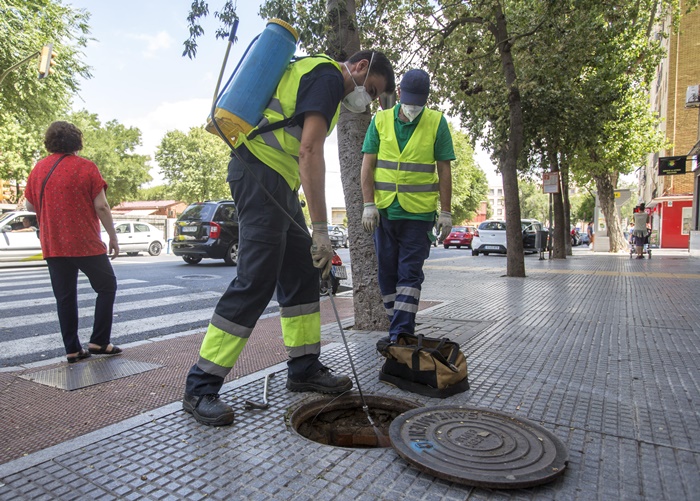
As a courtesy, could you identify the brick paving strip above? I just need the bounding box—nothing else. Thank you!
[0,297,357,464]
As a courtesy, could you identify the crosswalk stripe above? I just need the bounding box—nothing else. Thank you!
[0,271,49,281]
[0,276,90,288]
[0,309,216,358]
[0,284,184,311]
[0,291,222,329]
[0,278,146,296]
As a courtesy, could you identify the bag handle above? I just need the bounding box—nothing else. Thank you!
[411,341,460,373]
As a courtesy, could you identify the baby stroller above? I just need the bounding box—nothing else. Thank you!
[629,230,652,259]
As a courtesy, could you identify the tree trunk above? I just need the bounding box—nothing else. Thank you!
[547,147,566,259]
[560,153,572,256]
[327,0,389,330]
[593,171,627,252]
[492,3,525,277]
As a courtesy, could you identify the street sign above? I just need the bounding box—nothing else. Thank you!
[543,172,560,194]
[658,156,687,176]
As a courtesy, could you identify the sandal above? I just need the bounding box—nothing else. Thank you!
[88,344,123,355]
[67,349,91,364]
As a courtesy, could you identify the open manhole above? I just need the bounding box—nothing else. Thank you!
[289,394,420,448]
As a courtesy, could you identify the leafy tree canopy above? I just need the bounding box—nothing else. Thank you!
[155,126,231,203]
[1,0,91,195]
[68,110,152,205]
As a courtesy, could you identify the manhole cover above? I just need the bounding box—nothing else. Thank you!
[289,394,420,448]
[390,406,568,489]
[176,274,220,280]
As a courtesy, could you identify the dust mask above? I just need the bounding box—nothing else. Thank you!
[342,53,375,113]
[401,104,424,122]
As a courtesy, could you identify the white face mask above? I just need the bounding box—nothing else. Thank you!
[342,54,375,113]
[401,104,424,122]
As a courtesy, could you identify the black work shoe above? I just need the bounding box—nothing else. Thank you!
[286,366,353,394]
[182,393,234,427]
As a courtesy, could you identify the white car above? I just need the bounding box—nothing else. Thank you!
[102,221,165,256]
[0,211,43,262]
[472,219,544,256]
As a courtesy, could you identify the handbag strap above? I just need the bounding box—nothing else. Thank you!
[36,154,68,220]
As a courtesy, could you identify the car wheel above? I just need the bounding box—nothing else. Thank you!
[472,250,479,256]
[443,244,449,249]
[126,252,139,256]
[224,242,239,266]
[183,255,202,265]
[344,239,349,248]
[148,241,162,256]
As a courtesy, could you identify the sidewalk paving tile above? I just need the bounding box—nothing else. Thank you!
[0,250,698,500]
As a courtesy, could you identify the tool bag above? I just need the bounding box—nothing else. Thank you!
[376,333,469,398]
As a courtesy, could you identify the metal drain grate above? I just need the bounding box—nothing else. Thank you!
[19,357,162,391]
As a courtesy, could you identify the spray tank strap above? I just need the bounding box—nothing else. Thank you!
[247,116,296,140]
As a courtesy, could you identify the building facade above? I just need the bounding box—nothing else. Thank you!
[640,2,700,248]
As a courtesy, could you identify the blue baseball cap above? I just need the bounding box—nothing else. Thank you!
[400,69,430,106]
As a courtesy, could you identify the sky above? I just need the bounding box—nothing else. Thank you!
[65,0,500,216]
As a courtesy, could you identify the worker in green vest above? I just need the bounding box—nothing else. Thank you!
[184,50,396,426]
[361,69,454,342]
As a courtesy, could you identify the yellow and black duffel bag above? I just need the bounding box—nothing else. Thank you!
[376,333,469,398]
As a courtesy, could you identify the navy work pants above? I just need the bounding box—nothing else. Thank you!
[46,254,117,354]
[185,155,322,396]
[373,217,433,340]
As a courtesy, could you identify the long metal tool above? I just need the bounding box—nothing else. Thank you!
[324,278,376,427]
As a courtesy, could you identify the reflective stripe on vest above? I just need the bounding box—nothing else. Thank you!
[238,55,341,190]
[374,107,442,213]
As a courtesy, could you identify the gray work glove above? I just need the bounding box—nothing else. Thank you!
[437,211,452,241]
[310,222,333,279]
[362,202,380,233]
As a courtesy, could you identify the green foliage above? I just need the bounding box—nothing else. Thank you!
[518,181,549,223]
[155,126,231,203]
[449,125,487,224]
[0,0,91,194]
[138,184,173,201]
[570,192,595,224]
[67,110,151,205]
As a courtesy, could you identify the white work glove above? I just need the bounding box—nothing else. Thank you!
[310,222,333,279]
[362,202,380,233]
[437,211,452,241]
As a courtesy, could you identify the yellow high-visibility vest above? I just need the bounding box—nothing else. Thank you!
[238,55,341,190]
[373,108,441,213]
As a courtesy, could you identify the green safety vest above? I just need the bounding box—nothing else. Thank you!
[373,108,442,213]
[237,55,341,190]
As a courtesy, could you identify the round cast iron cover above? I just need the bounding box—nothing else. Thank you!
[389,405,568,489]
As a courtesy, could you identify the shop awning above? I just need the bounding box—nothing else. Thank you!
[647,194,693,208]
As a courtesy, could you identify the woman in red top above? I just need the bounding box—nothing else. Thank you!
[25,121,123,363]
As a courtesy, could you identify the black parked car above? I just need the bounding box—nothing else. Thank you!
[173,201,239,265]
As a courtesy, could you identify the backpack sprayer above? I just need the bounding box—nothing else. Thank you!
[209,19,384,438]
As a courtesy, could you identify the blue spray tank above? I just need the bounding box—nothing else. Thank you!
[206,19,299,145]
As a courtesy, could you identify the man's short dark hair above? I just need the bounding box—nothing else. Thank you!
[44,121,83,154]
[348,50,395,94]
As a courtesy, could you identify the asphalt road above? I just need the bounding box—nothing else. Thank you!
[0,248,352,368]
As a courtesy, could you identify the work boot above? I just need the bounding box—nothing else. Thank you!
[182,393,234,427]
[286,366,353,394]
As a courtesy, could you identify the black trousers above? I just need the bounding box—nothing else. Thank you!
[46,254,117,354]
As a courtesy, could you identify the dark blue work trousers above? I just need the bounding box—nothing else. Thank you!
[373,217,433,340]
[46,254,117,354]
[185,155,322,396]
